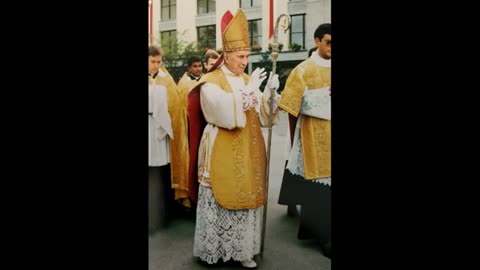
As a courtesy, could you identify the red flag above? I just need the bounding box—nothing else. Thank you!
[149,1,153,45]
[269,0,274,38]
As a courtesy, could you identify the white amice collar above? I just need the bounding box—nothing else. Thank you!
[310,50,331,67]
[190,74,201,80]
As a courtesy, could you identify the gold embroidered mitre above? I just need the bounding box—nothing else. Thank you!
[221,9,250,52]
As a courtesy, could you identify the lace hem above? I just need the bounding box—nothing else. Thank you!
[193,185,262,264]
[312,178,331,186]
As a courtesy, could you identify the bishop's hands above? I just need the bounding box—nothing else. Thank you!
[241,67,267,111]
[263,72,281,113]
[258,71,281,126]
[264,71,279,96]
[246,67,267,93]
[241,68,281,112]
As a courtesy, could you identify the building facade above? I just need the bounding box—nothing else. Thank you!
[148,0,330,82]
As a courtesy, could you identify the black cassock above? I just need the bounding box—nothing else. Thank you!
[277,114,331,257]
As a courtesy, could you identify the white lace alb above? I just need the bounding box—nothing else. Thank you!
[193,185,262,264]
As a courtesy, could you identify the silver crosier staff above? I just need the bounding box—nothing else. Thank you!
[260,13,291,256]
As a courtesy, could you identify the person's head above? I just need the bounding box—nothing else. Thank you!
[224,50,250,76]
[314,23,331,60]
[149,45,163,74]
[308,47,317,57]
[187,55,203,77]
[204,49,220,71]
[220,9,251,75]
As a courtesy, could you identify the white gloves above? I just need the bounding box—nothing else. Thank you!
[266,72,279,91]
[242,69,281,112]
[246,67,267,93]
[263,72,279,99]
[261,72,281,114]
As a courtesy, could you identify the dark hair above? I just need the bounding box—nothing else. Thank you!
[204,49,220,64]
[308,47,317,57]
[314,23,331,41]
[188,56,202,67]
[149,45,162,57]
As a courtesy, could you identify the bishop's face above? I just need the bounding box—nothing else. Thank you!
[224,50,250,76]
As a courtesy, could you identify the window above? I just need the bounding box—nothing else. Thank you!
[290,14,305,50]
[197,0,216,14]
[161,0,176,20]
[248,19,262,47]
[161,30,177,52]
[240,0,260,8]
[197,25,216,50]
